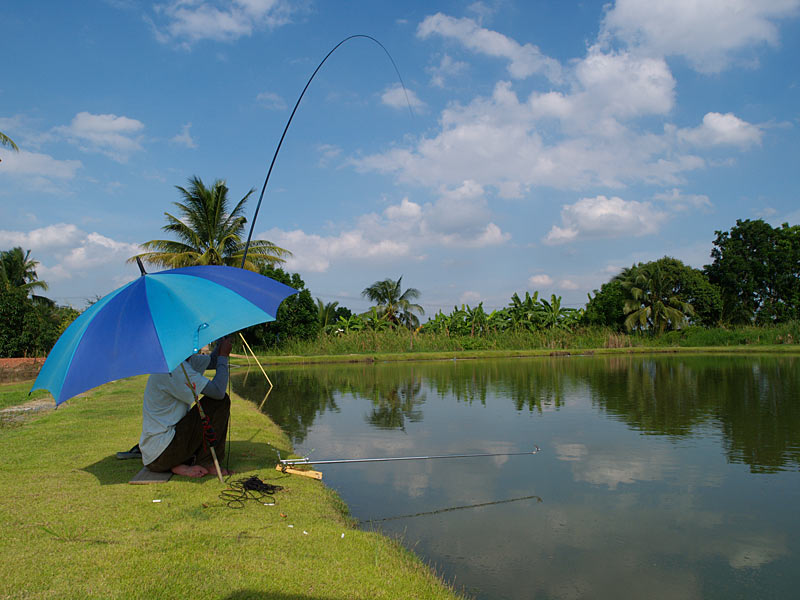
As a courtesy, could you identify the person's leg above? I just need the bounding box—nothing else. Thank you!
[194,394,231,468]
[145,405,205,474]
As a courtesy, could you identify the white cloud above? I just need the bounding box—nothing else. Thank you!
[544,195,667,245]
[256,91,287,111]
[653,188,713,212]
[152,0,296,45]
[417,13,562,82]
[427,54,468,87]
[676,112,763,148]
[601,0,800,73]
[170,122,197,148]
[0,149,81,179]
[529,274,553,287]
[0,225,142,295]
[355,63,694,193]
[260,191,510,273]
[55,112,144,162]
[381,85,425,111]
[559,279,580,290]
[0,223,83,250]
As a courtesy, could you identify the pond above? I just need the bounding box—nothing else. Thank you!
[232,354,800,600]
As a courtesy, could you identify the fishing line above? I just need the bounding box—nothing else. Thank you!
[240,34,413,268]
[360,494,543,525]
[219,475,284,509]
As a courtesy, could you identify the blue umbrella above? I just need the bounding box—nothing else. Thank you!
[32,265,297,405]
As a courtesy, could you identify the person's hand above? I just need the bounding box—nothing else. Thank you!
[217,335,233,357]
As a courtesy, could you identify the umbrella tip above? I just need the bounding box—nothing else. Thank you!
[136,257,147,276]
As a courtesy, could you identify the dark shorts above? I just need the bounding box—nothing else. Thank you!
[145,394,231,472]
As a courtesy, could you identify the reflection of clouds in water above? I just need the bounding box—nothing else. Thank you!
[554,441,673,490]
[554,442,587,461]
[724,535,787,569]
[443,498,785,599]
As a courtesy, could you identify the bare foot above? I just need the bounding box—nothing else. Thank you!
[171,464,209,478]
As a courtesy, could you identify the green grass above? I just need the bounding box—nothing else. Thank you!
[247,322,800,361]
[0,380,50,411]
[0,377,463,600]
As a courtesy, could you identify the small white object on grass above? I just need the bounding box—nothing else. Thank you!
[152,499,161,503]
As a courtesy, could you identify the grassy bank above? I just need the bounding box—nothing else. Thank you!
[244,322,800,364]
[0,378,462,600]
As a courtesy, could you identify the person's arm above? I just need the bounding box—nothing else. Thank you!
[200,336,232,399]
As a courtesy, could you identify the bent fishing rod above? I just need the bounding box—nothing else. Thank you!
[240,34,412,270]
[278,446,540,468]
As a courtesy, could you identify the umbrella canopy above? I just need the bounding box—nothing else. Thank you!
[32,265,298,405]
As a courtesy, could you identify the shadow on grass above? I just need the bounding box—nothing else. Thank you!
[222,592,345,600]
[81,440,293,486]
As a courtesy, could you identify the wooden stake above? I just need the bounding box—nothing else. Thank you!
[238,332,273,388]
[275,464,323,480]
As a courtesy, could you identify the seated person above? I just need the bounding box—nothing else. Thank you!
[139,336,233,478]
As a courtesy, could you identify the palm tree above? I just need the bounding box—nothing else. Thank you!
[0,247,48,295]
[317,298,340,329]
[0,131,19,152]
[621,263,694,333]
[129,176,290,271]
[361,276,424,329]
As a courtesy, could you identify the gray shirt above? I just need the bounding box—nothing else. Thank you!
[139,352,229,465]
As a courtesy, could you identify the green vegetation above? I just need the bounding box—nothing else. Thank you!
[0,248,79,358]
[252,321,800,358]
[129,175,290,271]
[0,380,50,411]
[0,376,462,600]
[361,276,425,329]
[0,130,18,152]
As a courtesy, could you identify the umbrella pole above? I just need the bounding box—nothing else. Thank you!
[181,365,225,484]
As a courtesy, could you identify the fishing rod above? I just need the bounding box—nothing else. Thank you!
[278,446,540,468]
[240,34,412,269]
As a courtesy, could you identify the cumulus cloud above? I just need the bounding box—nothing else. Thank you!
[261,191,510,273]
[653,188,713,212]
[417,13,562,82]
[529,274,553,287]
[0,149,81,179]
[0,224,142,292]
[55,112,144,162]
[427,54,468,87]
[676,112,763,148]
[151,0,296,45]
[543,195,667,245]
[381,85,425,111]
[0,223,83,250]
[354,55,694,192]
[601,0,800,73]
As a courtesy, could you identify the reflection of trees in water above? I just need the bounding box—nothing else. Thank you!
[425,358,570,412]
[590,355,800,472]
[233,355,800,472]
[232,367,339,444]
[364,375,425,430]
[232,364,427,441]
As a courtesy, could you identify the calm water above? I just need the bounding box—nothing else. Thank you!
[233,355,800,600]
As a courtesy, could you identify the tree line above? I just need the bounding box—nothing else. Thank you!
[2,173,798,357]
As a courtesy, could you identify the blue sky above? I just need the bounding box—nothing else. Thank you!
[2,0,799,316]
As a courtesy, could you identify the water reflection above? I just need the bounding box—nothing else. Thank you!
[232,354,800,600]
[235,355,800,472]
